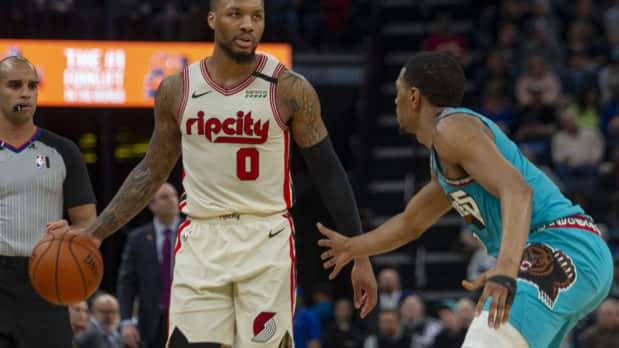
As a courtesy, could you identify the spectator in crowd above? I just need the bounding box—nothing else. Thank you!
[364,310,411,348]
[519,0,563,68]
[423,13,470,67]
[399,295,441,348]
[493,22,520,71]
[479,91,514,133]
[430,301,466,348]
[311,283,335,325]
[377,268,412,311]
[552,109,604,193]
[599,48,619,105]
[294,288,322,348]
[322,298,365,348]
[581,298,619,348]
[75,292,122,348]
[601,83,619,141]
[561,49,598,98]
[69,301,90,337]
[516,54,562,107]
[566,87,601,129]
[117,183,181,348]
[605,0,619,47]
[475,50,515,105]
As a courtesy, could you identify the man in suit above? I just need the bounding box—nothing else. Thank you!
[75,292,122,348]
[117,183,181,348]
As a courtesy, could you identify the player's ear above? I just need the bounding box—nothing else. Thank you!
[207,11,216,30]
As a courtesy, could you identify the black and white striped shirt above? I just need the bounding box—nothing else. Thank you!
[0,128,96,256]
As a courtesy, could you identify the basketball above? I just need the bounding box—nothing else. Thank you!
[28,231,103,305]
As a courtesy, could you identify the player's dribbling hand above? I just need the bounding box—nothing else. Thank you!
[45,219,70,236]
[317,223,354,280]
[72,227,102,248]
[462,269,516,329]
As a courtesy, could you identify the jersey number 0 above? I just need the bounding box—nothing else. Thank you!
[237,148,259,180]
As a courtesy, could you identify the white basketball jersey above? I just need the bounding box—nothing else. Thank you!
[177,54,293,218]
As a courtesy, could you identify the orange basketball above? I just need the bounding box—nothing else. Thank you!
[28,231,103,305]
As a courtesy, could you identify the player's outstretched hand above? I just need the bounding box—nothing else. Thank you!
[462,270,517,329]
[317,222,353,280]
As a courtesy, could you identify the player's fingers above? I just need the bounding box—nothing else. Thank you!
[353,284,362,309]
[361,292,376,319]
[493,292,506,329]
[321,250,332,260]
[323,258,335,269]
[502,302,512,324]
[462,277,484,291]
[329,263,344,280]
[317,238,332,248]
[475,287,489,317]
[316,222,333,237]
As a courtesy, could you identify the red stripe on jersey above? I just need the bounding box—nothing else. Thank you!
[200,55,267,96]
[178,201,187,211]
[284,214,296,323]
[174,220,191,256]
[283,129,292,208]
[176,67,189,126]
[270,63,287,131]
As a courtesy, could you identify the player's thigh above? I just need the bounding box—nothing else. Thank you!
[462,311,529,348]
[167,282,235,347]
[170,221,236,346]
[233,223,295,347]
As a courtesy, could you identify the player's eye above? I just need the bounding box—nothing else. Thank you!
[28,82,39,90]
[253,14,263,20]
[8,81,22,89]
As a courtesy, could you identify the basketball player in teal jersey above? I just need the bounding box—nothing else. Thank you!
[317,52,613,348]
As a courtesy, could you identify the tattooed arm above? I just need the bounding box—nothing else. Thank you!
[82,74,183,246]
[277,69,378,318]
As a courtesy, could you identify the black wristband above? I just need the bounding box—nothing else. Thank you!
[488,275,517,305]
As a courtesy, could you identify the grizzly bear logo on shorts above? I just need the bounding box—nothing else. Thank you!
[518,243,577,309]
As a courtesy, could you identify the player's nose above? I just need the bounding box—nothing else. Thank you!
[239,15,254,32]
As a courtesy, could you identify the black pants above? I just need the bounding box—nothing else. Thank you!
[0,256,72,348]
[148,309,169,348]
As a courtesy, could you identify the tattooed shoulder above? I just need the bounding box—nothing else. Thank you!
[277,69,328,148]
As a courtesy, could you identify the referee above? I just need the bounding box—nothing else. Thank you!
[0,55,97,347]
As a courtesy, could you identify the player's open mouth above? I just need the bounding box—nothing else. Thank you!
[14,103,32,111]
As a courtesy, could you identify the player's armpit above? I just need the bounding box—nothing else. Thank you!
[87,74,183,242]
[277,69,328,148]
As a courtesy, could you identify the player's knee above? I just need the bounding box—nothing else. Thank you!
[278,331,293,348]
[168,327,226,348]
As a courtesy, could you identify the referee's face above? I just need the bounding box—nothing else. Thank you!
[0,61,38,125]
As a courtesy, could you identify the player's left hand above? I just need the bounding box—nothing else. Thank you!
[462,270,517,329]
[46,219,70,236]
[350,257,377,319]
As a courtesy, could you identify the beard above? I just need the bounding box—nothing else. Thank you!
[219,39,256,63]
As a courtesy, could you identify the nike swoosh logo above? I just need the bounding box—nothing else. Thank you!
[268,228,285,238]
[192,91,212,98]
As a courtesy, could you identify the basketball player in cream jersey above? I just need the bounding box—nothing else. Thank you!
[78,0,377,347]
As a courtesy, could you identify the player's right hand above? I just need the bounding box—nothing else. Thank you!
[121,324,141,348]
[317,222,354,280]
[73,227,102,248]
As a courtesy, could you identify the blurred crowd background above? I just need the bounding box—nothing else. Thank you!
[3,0,619,347]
